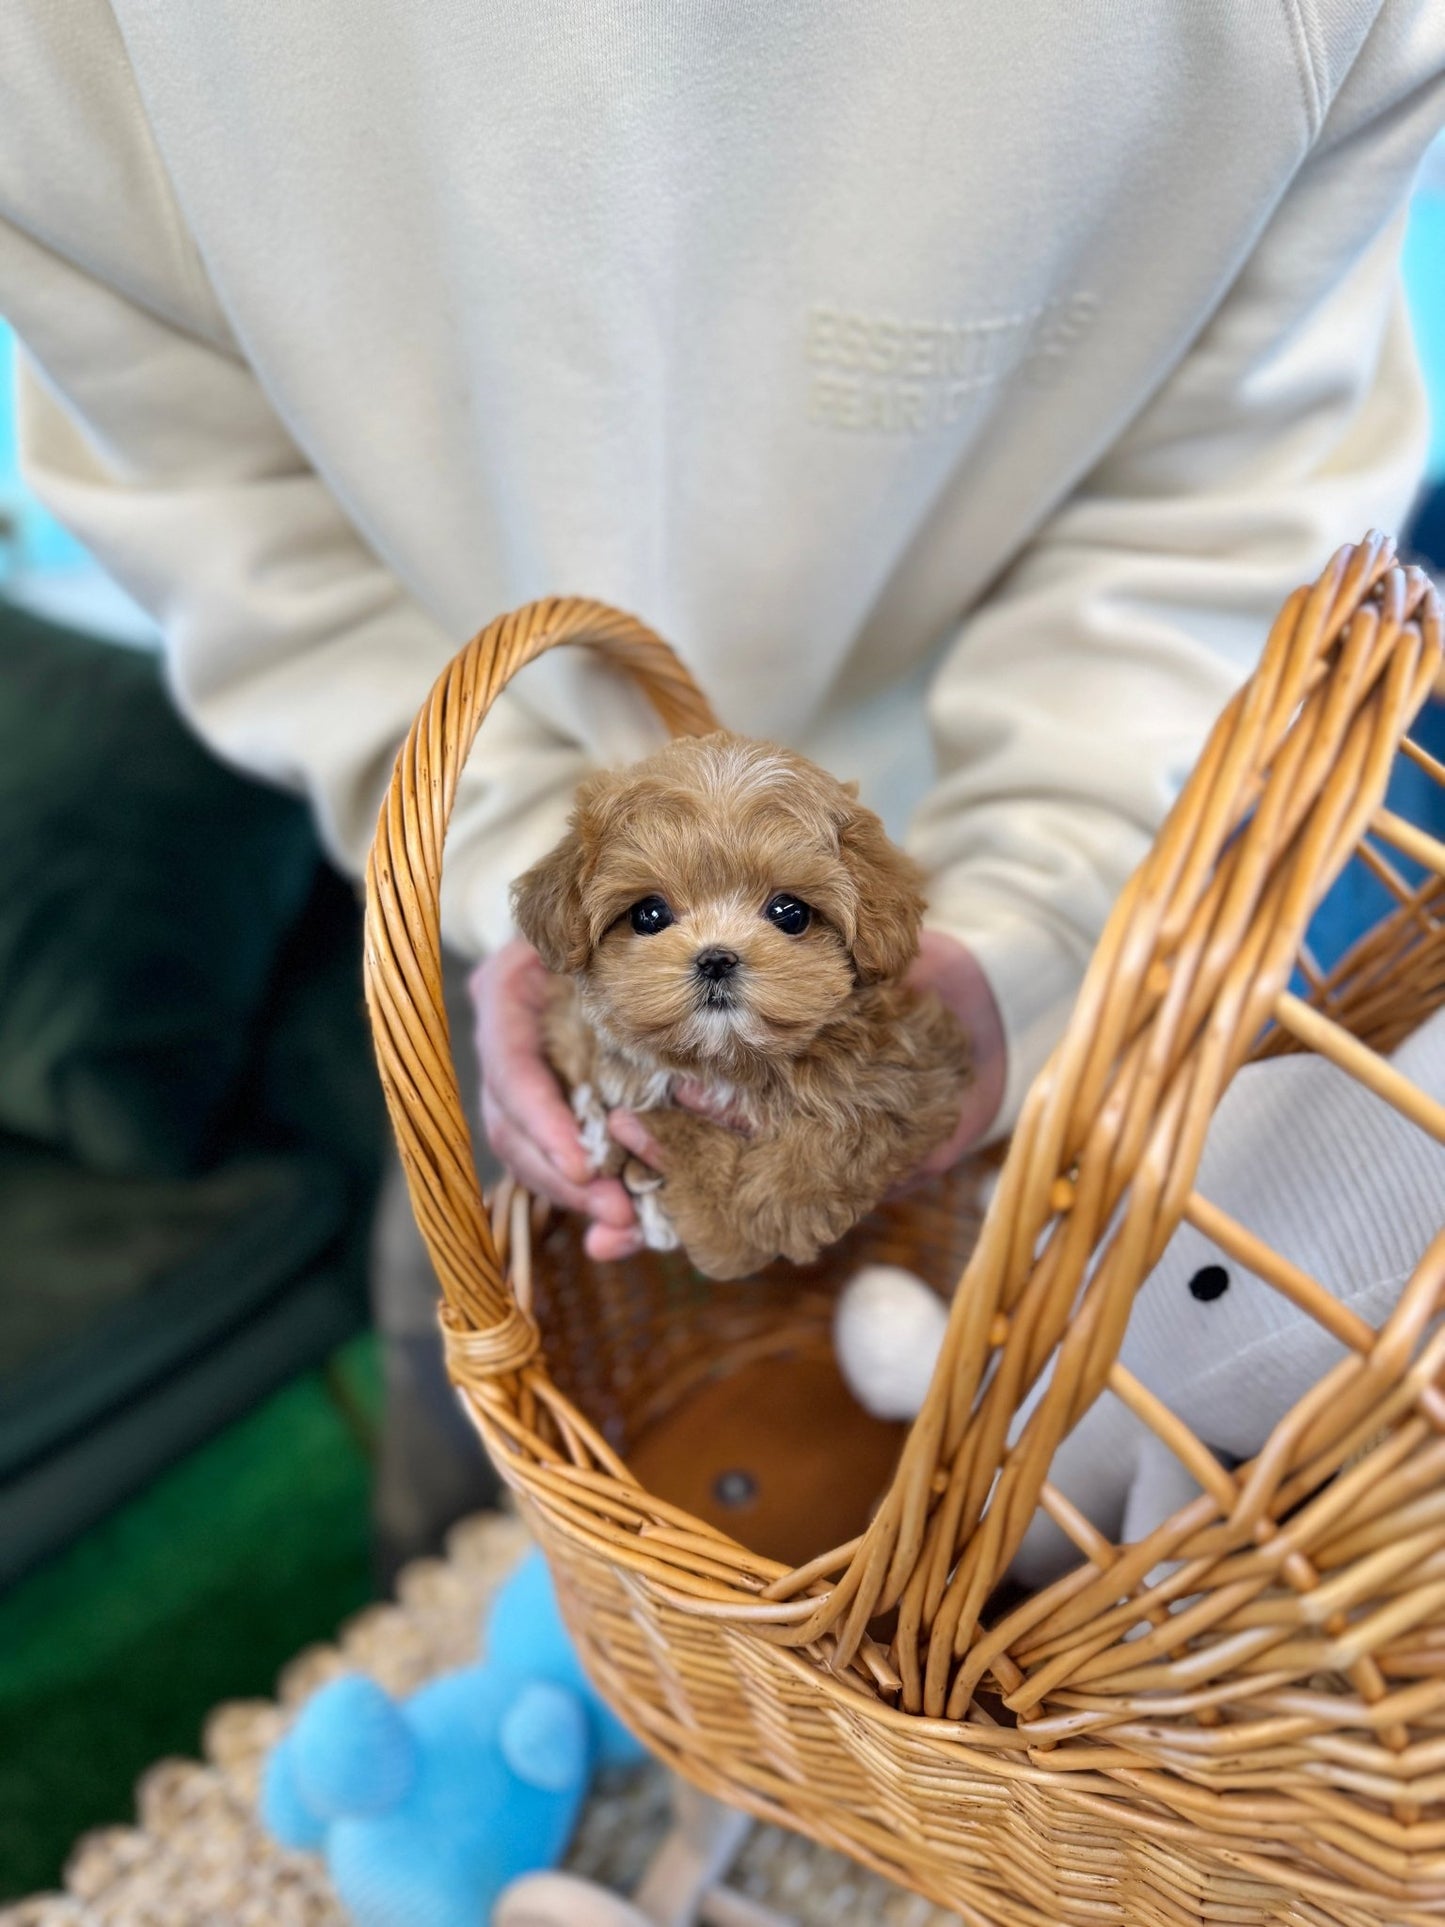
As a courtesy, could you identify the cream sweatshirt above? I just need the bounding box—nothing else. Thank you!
[2,1,1444,1129]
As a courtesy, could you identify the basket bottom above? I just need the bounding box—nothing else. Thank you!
[627,1352,904,1570]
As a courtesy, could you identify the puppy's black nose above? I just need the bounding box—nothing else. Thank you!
[694,947,739,982]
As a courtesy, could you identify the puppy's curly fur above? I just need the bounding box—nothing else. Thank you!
[511,732,971,1280]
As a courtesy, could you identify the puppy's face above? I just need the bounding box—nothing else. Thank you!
[512,734,925,1073]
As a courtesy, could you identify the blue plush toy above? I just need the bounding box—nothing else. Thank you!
[260,1549,646,1927]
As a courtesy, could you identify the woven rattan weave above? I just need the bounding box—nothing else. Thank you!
[365,537,1445,1925]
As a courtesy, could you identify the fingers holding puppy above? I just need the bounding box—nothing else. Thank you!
[471,940,637,1235]
[606,1108,670,1172]
[479,1085,634,1224]
[472,941,589,1183]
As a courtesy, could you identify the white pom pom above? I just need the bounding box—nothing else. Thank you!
[834,1265,949,1421]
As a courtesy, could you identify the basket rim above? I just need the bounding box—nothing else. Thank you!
[362,540,1445,1768]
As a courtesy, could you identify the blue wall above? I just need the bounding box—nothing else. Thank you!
[0,326,90,578]
[1405,183,1445,484]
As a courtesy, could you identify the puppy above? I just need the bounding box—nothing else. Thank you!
[511,732,971,1280]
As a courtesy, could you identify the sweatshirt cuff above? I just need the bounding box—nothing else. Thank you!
[924,902,1091,1144]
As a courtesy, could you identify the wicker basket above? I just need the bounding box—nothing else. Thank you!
[365,535,1445,1926]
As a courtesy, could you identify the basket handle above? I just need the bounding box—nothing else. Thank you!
[363,597,720,1367]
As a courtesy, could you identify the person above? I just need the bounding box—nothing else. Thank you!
[3,1,1444,1555]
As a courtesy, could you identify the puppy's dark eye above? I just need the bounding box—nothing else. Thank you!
[1188,1264,1230,1302]
[629,895,675,936]
[764,894,811,936]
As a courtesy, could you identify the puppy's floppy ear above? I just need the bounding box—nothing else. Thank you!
[510,830,592,974]
[835,789,926,984]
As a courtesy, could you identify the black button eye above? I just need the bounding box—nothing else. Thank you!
[629,895,674,936]
[764,894,811,936]
[1188,1264,1230,1302]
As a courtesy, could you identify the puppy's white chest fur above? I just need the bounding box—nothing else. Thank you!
[594,1060,675,1114]
[570,1071,685,1248]
[569,1083,614,1171]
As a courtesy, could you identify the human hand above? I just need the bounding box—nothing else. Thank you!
[901,929,1007,1180]
[470,939,639,1262]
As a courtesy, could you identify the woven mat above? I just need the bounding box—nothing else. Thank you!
[1,1510,957,1926]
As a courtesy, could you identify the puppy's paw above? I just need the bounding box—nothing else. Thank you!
[620,1156,663,1196]
[571,1083,612,1174]
[634,1189,681,1253]
[622,1158,680,1253]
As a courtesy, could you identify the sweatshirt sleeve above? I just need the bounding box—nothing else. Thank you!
[0,0,585,961]
[7,269,586,957]
[913,18,1445,1137]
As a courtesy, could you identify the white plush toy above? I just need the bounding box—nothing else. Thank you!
[836,1004,1445,1588]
